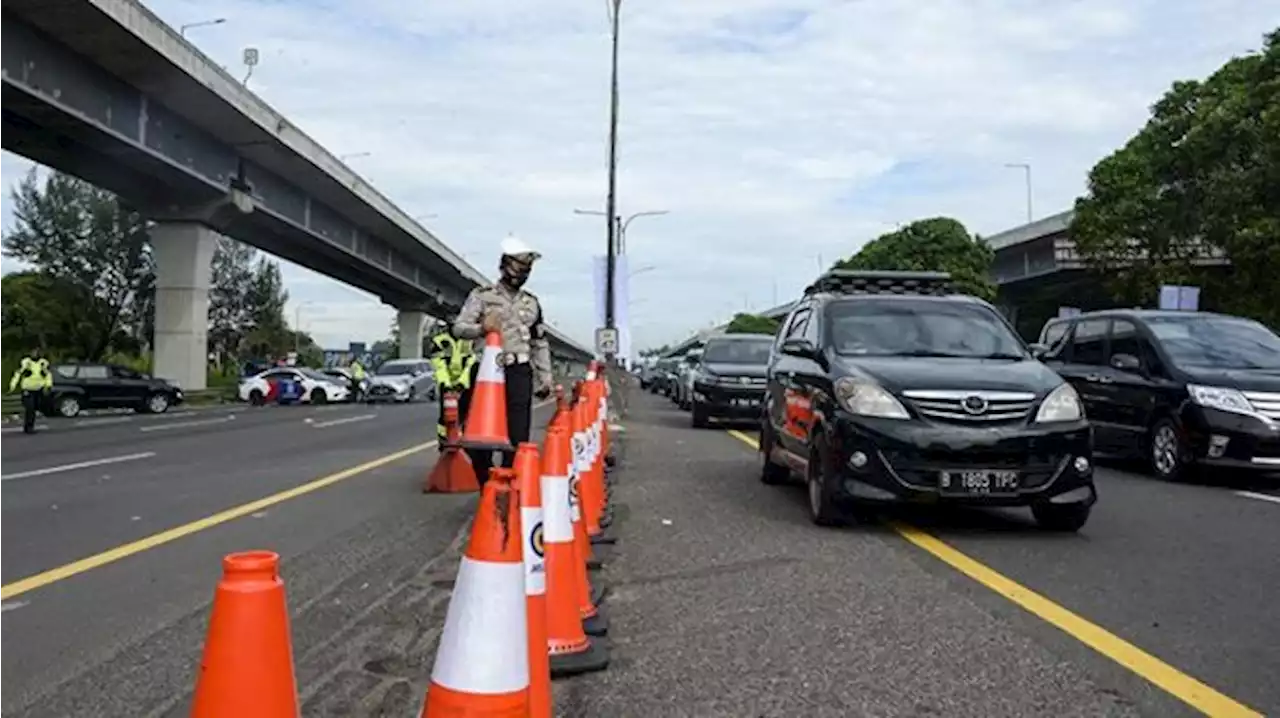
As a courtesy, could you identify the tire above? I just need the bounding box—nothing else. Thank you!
[145,392,171,414]
[56,394,83,418]
[1149,417,1190,481]
[806,435,845,527]
[249,389,265,406]
[759,422,791,485]
[691,403,709,428]
[1032,503,1091,532]
[311,388,328,405]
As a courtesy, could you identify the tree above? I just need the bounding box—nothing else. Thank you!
[835,217,997,300]
[1,271,103,359]
[208,238,258,362]
[239,257,292,358]
[1072,28,1280,326]
[2,169,153,360]
[725,313,781,335]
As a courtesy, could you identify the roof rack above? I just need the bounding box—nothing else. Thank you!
[803,270,953,297]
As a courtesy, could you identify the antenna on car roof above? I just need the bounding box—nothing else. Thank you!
[803,270,953,297]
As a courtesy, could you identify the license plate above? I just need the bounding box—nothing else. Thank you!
[732,398,759,408]
[939,470,1019,495]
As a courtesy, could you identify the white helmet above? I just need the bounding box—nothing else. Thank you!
[500,234,541,261]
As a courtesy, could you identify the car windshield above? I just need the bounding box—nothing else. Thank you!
[702,339,772,364]
[826,299,1027,359]
[300,369,335,382]
[376,362,417,376]
[1147,315,1280,370]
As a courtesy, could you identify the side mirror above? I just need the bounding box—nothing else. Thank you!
[780,338,817,359]
[1028,343,1050,359]
[1111,353,1142,372]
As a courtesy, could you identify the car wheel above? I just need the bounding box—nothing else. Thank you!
[1149,418,1189,481]
[311,388,328,405]
[806,435,844,527]
[1032,503,1091,532]
[146,392,171,414]
[57,394,83,418]
[759,422,791,485]
[691,403,709,428]
[249,389,265,406]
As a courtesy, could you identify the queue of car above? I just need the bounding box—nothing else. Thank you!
[237,358,437,406]
[646,270,1280,532]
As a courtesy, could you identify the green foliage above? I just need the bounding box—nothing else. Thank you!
[835,217,997,300]
[640,344,672,357]
[725,313,781,335]
[1072,28,1280,327]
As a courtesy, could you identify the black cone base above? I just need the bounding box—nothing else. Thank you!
[583,609,609,637]
[550,638,610,679]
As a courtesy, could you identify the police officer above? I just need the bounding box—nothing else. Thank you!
[429,329,477,445]
[8,347,53,434]
[452,235,553,484]
[348,357,367,402]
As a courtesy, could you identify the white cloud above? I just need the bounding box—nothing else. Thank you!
[3,0,1277,352]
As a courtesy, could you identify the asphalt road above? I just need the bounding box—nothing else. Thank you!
[1,395,556,717]
[555,393,1279,718]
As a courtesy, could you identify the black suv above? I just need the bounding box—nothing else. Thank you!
[759,270,1097,531]
[1038,310,1280,481]
[689,333,773,428]
[45,363,185,418]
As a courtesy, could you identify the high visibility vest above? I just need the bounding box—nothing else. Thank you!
[10,356,53,392]
[431,334,475,390]
[349,360,366,380]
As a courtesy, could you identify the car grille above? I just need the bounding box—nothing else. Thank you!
[371,385,395,396]
[712,375,766,386]
[1244,391,1280,421]
[902,390,1037,425]
[880,450,1065,489]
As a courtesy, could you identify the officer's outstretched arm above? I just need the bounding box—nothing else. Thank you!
[452,290,484,339]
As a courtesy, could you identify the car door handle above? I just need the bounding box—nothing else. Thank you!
[1085,373,1114,384]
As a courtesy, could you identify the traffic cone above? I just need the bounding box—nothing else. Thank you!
[425,391,480,493]
[460,331,512,452]
[421,468,528,717]
[190,551,299,718]
[569,399,602,567]
[541,424,610,678]
[569,402,608,635]
[515,443,552,718]
[581,397,616,546]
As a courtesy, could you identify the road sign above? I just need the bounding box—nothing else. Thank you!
[595,327,619,356]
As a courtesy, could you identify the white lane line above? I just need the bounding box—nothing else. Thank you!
[312,413,376,429]
[1,424,49,434]
[2,601,30,612]
[1236,490,1280,505]
[139,416,235,432]
[2,452,157,481]
[74,417,134,427]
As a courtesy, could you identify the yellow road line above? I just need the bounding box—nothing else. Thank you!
[722,429,1262,718]
[0,440,437,600]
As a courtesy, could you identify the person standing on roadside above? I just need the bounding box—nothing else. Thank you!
[428,329,477,447]
[8,347,53,434]
[348,356,367,402]
[452,235,554,485]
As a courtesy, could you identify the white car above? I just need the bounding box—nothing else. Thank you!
[238,367,351,405]
[366,359,435,403]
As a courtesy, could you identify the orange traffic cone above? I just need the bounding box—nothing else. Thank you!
[421,468,528,717]
[425,391,480,493]
[191,551,300,718]
[515,443,552,718]
[569,401,608,635]
[461,331,512,452]
[541,424,610,678]
[580,397,615,546]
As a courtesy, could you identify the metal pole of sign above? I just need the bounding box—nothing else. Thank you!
[604,0,622,364]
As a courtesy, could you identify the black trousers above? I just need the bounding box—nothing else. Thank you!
[464,362,533,487]
[21,390,41,433]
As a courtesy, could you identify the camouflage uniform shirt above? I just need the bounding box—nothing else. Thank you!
[452,283,553,390]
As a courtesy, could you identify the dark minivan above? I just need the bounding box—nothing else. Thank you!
[760,271,1096,531]
[1038,310,1280,480]
[689,333,774,428]
[44,363,185,418]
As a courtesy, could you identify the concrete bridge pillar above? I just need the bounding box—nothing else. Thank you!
[397,310,429,360]
[152,222,217,391]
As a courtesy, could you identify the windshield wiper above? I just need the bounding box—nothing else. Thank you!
[893,350,1024,360]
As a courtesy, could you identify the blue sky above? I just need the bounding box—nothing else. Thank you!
[2,0,1277,351]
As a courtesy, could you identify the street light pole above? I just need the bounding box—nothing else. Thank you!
[180,18,226,37]
[603,0,623,361]
[1005,162,1033,223]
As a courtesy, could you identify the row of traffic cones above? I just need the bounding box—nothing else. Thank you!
[186,348,621,717]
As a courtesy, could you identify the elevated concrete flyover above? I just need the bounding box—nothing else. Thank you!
[1,0,592,388]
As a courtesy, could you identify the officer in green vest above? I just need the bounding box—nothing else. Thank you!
[348,357,367,402]
[429,329,477,444]
[8,347,54,434]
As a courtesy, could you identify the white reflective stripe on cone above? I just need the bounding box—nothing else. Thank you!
[476,346,506,384]
[542,474,573,543]
[569,473,583,523]
[430,557,529,693]
[573,432,590,474]
[522,506,546,596]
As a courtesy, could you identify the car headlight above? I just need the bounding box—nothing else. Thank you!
[834,378,910,419]
[1187,384,1255,417]
[1035,383,1084,423]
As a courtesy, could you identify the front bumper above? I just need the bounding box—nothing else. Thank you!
[828,412,1096,507]
[693,381,766,417]
[1179,405,1280,471]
